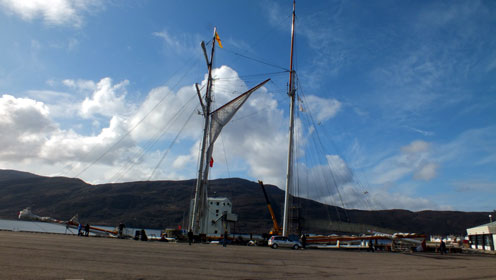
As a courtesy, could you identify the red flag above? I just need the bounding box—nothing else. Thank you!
[209,157,214,167]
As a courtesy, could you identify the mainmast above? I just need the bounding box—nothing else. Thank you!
[282,0,296,237]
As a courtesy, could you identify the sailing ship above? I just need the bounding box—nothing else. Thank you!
[188,0,306,240]
[185,1,427,250]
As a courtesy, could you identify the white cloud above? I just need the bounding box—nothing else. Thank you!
[63,79,97,92]
[413,162,438,181]
[303,95,341,123]
[129,84,201,142]
[368,140,440,186]
[0,0,102,27]
[40,116,137,166]
[6,67,491,212]
[401,140,429,154]
[0,94,55,160]
[0,94,144,182]
[0,93,138,162]
[80,77,129,119]
[0,67,290,185]
[146,65,289,187]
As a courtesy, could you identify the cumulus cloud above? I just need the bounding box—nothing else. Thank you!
[0,67,347,199]
[80,78,129,119]
[131,65,289,186]
[0,94,55,160]
[0,93,143,182]
[0,0,102,27]
[0,67,283,185]
[40,116,137,165]
[129,84,201,142]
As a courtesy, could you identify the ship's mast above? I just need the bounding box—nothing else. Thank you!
[189,28,270,235]
[190,28,217,234]
[282,0,296,237]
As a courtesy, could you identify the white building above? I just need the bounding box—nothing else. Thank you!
[466,221,496,251]
[190,197,238,237]
[206,197,238,236]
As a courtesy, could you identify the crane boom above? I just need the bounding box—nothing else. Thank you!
[258,180,281,235]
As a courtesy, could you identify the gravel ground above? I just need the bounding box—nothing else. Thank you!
[0,231,495,280]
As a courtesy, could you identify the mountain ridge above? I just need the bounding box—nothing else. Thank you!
[0,169,491,235]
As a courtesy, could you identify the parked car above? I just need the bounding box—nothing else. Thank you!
[268,235,302,249]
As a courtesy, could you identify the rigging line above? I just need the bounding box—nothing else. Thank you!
[59,50,200,179]
[221,12,291,70]
[239,71,289,78]
[296,111,312,230]
[293,112,302,234]
[298,108,338,224]
[296,86,345,222]
[214,71,289,80]
[307,117,373,210]
[148,104,197,181]
[219,134,234,204]
[73,57,199,179]
[251,13,292,49]
[298,85,375,212]
[223,48,289,71]
[119,94,199,181]
[297,90,350,223]
[109,92,199,183]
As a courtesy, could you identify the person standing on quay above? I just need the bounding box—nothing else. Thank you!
[188,230,193,245]
[118,223,125,238]
[440,239,446,255]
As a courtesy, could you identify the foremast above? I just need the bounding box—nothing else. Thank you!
[189,28,270,235]
[189,27,217,235]
[282,0,296,237]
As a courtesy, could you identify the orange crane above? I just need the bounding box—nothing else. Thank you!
[258,180,281,236]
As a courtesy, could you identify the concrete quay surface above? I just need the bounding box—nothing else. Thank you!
[0,231,495,280]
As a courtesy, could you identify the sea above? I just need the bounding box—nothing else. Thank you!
[0,218,162,238]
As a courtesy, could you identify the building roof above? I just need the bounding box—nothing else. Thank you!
[467,221,496,235]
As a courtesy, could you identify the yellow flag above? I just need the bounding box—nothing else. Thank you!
[215,31,223,48]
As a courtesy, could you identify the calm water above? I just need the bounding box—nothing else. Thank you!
[0,219,162,238]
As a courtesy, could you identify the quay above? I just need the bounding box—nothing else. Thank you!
[0,231,494,279]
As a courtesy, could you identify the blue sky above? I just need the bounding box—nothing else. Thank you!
[0,0,495,212]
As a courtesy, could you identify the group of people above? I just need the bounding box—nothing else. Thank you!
[77,223,90,236]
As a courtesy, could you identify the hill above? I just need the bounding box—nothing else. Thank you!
[0,169,491,235]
